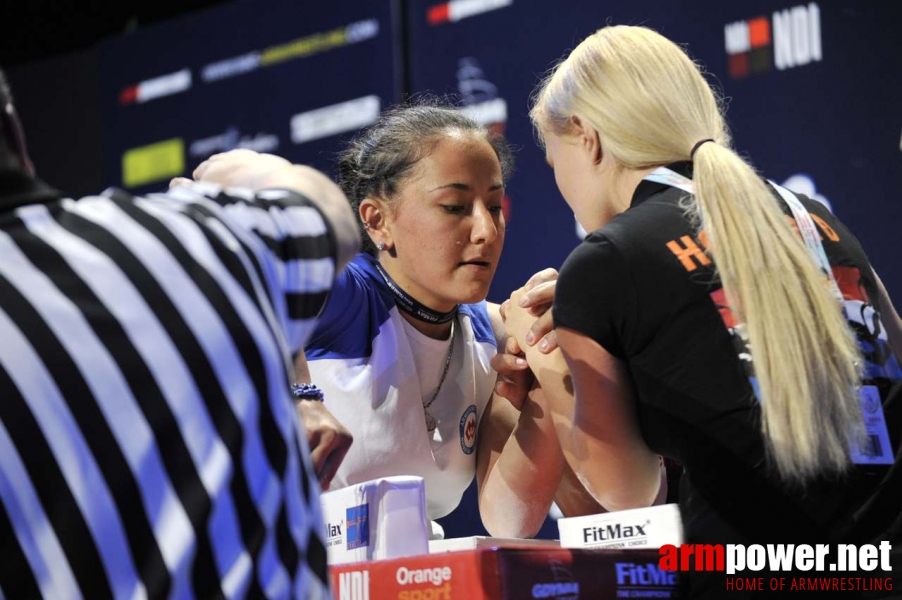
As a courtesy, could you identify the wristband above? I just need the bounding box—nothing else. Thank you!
[291,383,325,402]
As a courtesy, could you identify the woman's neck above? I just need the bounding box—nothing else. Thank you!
[584,163,659,231]
[610,165,658,214]
[399,310,453,340]
[373,257,457,340]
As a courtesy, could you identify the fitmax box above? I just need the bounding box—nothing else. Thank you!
[320,476,430,565]
[558,503,684,550]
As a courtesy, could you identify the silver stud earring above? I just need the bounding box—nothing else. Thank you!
[377,242,386,251]
[362,222,371,230]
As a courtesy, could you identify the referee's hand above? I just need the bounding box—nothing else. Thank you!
[296,401,353,491]
[193,149,293,190]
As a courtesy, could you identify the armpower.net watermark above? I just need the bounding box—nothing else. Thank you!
[659,542,894,592]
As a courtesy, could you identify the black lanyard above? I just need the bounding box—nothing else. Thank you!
[373,261,459,325]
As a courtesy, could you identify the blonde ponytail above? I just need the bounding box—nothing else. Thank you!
[531,25,863,484]
[693,143,863,481]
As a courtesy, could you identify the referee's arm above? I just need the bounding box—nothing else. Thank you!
[191,149,359,272]
[239,162,358,274]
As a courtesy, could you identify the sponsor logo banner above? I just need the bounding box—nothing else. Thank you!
[337,570,371,600]
[460,98,507,127]
[189,127,279,159]
[291,95,381,144]
[122,138,185,187]
[724,3,822,79]
[332,546,672,599]
[659,542,894,593]
[531,581,579,599]
[120,69,192,106]
[428,0,513,25]
[201,19,380,83]
[346,503,370,550]
[326,517,344,548]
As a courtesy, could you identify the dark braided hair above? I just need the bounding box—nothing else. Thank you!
[337,101,514,255]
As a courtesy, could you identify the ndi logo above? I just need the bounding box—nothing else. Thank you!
[724,2,822,79]
[772,4,822,71]
[346,504,369,550]
[337,570,370,600]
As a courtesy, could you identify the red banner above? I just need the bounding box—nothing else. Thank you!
[330,546,681,599]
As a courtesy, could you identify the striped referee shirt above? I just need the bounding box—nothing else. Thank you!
[0,171,338,600]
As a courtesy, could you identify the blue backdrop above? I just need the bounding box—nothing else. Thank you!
[98,0,400,195]
[8,0,902,540]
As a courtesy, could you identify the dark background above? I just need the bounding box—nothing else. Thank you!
[5,0,902,540]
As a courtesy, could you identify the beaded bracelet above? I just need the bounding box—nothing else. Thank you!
[291,383,325,402]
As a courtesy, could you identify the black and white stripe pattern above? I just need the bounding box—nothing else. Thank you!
[0,182,335,599]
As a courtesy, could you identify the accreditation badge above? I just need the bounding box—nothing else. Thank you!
[849,385,894,465]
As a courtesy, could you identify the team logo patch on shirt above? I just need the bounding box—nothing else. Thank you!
[459,404,477,454]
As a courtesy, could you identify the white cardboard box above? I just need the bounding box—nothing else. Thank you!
[429,536,560,553]
[557,503,683,550]
[320,476,430,565]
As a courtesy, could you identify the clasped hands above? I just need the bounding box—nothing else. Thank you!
[492,268,561,409]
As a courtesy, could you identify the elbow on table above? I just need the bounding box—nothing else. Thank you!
[593,480,661,514]
[571,457,662,514]
[479,503,545,539]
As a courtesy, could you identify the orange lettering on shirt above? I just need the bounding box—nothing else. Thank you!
[811,214,840,242]
[784,213,841,243]
[666,235,712,272]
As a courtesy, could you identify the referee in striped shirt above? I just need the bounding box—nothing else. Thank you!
[0,70,359,599]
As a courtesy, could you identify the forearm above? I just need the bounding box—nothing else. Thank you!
[553,459,606,517]
[477,387,565,538]
[569,432,661,512]
[500,317,609,515]
[294,348,312,383]
[539,327,660,512]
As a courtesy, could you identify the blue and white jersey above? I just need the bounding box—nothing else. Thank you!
[306,254,497,519]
